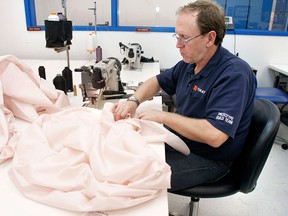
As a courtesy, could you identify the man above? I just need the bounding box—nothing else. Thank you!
[112,0,257,192]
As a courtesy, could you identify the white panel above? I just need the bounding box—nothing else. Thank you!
[118,0,194,27]
[35,0,111,26]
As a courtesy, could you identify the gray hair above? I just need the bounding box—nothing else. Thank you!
[177,0,226,45]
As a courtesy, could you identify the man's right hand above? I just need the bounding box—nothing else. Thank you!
[112,101,138,121]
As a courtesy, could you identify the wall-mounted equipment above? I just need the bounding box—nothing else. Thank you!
[225,16,234,30]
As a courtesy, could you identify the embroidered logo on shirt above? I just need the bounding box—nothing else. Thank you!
[193,85,206,94]
[216,112,234,125]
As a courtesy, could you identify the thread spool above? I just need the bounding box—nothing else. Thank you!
[73,85,77,96]
[86,32,96,53]
[96,46,102,62]
[53,74,67,94]
[38,66,46,79]
[62,66,73,92]
[57,12,67,21]
[48,12,59,21]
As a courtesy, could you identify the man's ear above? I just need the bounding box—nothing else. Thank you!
[206,31,217,47]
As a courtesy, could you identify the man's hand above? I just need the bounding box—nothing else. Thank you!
[112,101,138,121]
[137,109,165,124]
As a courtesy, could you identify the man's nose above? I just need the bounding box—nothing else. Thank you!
[176,40,184,48]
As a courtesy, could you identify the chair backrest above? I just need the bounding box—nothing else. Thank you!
[234,99,280,193]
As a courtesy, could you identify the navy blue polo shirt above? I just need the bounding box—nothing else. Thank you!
[157,45,257,161]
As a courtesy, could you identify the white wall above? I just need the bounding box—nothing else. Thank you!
[0,0,288,87]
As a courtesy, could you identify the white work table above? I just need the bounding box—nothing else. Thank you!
[120,62,160,85]
[0,60,169,216]
[269,64,288,77]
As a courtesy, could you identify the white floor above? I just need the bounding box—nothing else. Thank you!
[168,123,288,216]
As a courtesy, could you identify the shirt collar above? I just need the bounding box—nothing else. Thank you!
[190,44,226,79]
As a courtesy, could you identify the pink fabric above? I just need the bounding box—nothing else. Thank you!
[0,55,69,163]
[0,55,189,212]
[9,103,185,212]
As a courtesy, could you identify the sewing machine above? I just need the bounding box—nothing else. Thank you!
[119,42,143,70]
[77,57,126,107]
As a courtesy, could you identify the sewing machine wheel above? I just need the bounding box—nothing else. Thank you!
[108,57,122,72]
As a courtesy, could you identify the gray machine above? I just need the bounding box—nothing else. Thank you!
[77,57,125,107]
[119,42,143,70]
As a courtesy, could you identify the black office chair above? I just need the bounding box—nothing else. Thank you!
[255,87,288,149]
[170,99,280,216]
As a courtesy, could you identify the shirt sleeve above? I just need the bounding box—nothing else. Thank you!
[157,61,188,95]
[206,62,255,138]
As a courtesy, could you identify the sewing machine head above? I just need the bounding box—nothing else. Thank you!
[78,57,125,107]
[119,42,144,70]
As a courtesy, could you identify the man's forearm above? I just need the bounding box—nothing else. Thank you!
[133,77,161,104]
[162,112,229,148]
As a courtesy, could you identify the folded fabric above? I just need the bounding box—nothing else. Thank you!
[1,55,190,212]
[0,55,69,163]
[10,103,188,212]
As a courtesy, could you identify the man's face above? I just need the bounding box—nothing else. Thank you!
[175,12,207,64]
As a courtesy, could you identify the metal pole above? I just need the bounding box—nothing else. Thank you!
[61,0,70,68]
[88,2,97,33]
[61,0,67,17]
[94,2,97,34]
[88,2,97,60]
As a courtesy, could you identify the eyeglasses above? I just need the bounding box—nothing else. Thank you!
[172,33,202,44]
